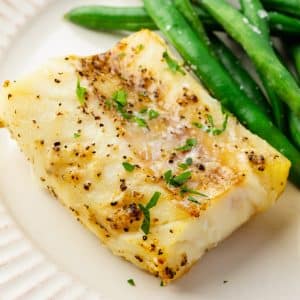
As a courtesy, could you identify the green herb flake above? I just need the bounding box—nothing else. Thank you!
[164,170,192,187]
[136,44,144,53]
[76,79,87,105]
[192,122,203,129]
[73,132,81,138]
[105,99,112,108]
[160,281,164,287]
[180,186,208,197]
[139,107,148,114]
[178,163,188,170]
[116,104,132,120]
[122,162,135,172]
[188,196,201,204]
[139,204,150,234]
[193,113,228,136]
[139,191,161,235]
[127,278,135,286]
[148,109,159,120]
[178,157,193,170]
[211,114,229,136]
[112,90,127,107]
[164,170,173,184]
[118,52,126,59]
[176,138,197,152]
[172,171,192,186]
[163,51,185,75]
[146,191,161,209]
[134,116,148,128]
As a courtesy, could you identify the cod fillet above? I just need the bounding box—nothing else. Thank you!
[0,30,290,283]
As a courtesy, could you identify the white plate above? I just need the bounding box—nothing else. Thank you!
[0,1,300,299]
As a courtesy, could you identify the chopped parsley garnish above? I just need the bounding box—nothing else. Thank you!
[178,163,188,170]
[136,44,144,52]
[110,90,133,119]
[105,99,112,108]
[146,191,161,209]
[76,79,87,105]
[164,170,173,184]
[117,106,133,120]
[112,89,127,107]
[207,114,229,136]
[127,278,135,286]
[73,132,81,138]
[122,162,135,172]
[139,107,148,114]
[148,109,159,120]
[180,186,208,197]
[164,170,192,187]
[172,171,192,186]
[176,138,197,152]
[178,157,193,169]
[163,51,185,75]
[186,157,193,165]
[139,192,161,235]
[110,90,150,128]
[192,122,203,129]
[188,196,201,204]
[134,116,148,128]
[193,113,229,136]
[160,281,164,287]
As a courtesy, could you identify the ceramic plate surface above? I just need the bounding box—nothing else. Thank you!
[0,1,300,299]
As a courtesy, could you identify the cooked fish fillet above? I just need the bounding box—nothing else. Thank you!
[0,30,290,283]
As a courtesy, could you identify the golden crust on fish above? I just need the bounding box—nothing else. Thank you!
[0,30,290,283]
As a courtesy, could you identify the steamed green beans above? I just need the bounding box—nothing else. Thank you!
[200,0,300,117]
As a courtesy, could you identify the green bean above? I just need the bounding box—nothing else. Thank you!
[143,0,300,185]
[292,44,300,77]
[289,112,300,149]
[290,45,300,149]
[261,0,300,18]
[200,0,300,117]
[64,6,157,31]
[240,0,269,38]
[211,36,271,116]
[193,6,222,31]
[64,5,300,36]
[174,0,210,48]
[262,76,286,130]
[268,12,300,36]
[240,0,286,130]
